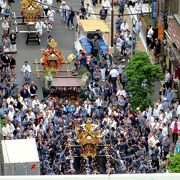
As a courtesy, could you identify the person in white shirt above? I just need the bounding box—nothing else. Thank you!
[95,96,103,107]
[134,17,142,36]
[21,98,28,111]
[102,0,110,18]
[136,0,143,14]
[147,25,154,47]
[26,108,35,121]
[164,70,171,86]
[32,96,40,109]
[165,107,172,122]
[21,61,31,73]
[60,1,70,23]
[102,114,111,126]
[162,123,168,137]
[156,98,163,112]
[39,100,47,113]
[21,61,32,82]
[43,110,53,125]
[161,113,168,124]
[47,7,55,29]
[102,0,111,11]
[115,36,124,58]
[2,19,9,34]
[75,12,80,35]
[153,104,159,117]
[2,124,10,139]
[0,0,7,17]
[84,100,92,115]
[120,20,129,32]
[6,95,15,105]
[110,66,119,78]
[27,130,35,139]
[8,106,15,122]
[110,66,119,90]
[42,0,49,16]
[116,86,126,98]
[35,18,46,41]
[6,121,15,139]
[110,118,117,129]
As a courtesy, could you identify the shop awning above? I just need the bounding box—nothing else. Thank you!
[79,20,110,33]
[51,77,81,87]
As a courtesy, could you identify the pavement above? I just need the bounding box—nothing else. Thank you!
[85,0,146,52]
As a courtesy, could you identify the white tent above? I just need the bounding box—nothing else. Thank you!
[2,139,40,175]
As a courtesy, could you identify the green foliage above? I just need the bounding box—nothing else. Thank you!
[78,67,91,78]
[166,153,180,173]
[0,118,7,127]
[125,52,163,111]
[44,67,56,74]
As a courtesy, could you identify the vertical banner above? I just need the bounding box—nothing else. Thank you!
[152,0,157,21]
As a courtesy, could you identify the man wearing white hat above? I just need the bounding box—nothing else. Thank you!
[60,1,70,23]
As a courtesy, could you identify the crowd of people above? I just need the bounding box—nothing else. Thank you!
[0,0,180,176]
[0,0,17,51]
[2,46,180,175]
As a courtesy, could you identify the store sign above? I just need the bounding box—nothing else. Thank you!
[158,25,164,40]
[152,0,157,21]
[168,19,180,51]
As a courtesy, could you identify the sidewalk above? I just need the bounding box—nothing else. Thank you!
[85,1,146,52]
[84,1,161,103]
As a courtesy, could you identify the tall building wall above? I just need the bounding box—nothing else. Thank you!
[165,0,179,15]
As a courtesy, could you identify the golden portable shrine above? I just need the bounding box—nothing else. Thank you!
[76,121,101,158]
[20,0,42,23]
[63,121,113,174]
[13,0,44,44]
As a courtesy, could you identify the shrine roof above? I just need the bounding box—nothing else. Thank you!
[51,77,81,87]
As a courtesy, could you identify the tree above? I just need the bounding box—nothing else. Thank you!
[166,153,180,173]
[125,52,163,111]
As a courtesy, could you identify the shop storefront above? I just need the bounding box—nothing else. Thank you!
[164,16,180,99]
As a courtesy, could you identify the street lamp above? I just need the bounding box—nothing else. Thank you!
[111,0,114,47]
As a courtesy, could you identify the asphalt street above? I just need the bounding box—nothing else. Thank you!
[11,0,82,99]
[0,1,84,174]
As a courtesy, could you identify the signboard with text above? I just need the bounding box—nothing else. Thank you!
[152,0,157,21]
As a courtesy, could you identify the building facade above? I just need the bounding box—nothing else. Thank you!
[163,0,180,99]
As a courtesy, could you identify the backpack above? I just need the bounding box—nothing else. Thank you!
[152,155,158,161]
[93,87,100,98]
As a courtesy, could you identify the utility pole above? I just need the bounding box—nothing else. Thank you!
[111,0,114,47]
[131,17,134,58]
